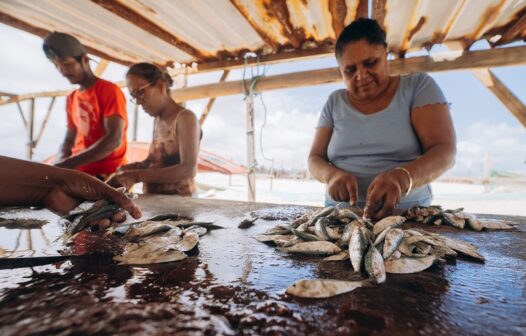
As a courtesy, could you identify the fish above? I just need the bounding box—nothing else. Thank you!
[323,251,350,261]
[115,248,188,265]
[479,219,514,230]
[441,213,466,229]
[184,225,207,237]
[290,228,320,242]
[382,228,404,259]
[278,241,341,256]
[337,222,355,247]
[286,279,365,298]
[264,225,292,235]
[335,208,361,222]
[373,227,391,246]
[384,255,436,274]
[414,242,432,255]
[125,221,173,240]
[288,213,310,229]
[372,216,406,236]
[364,245,386,284]
[348,226,367,272]
[238,218,257,229]
[314,217,331,240]
[306,206,335,228]
[436,236,485,262]
[254,234,295,244]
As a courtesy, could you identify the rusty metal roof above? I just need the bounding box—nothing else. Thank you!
[0,0,525,71]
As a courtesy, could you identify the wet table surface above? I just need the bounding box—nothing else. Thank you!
[0,195,525,335]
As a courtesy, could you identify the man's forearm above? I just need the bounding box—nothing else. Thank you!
[135,163,196,184]
[0,156,64,206]
[58,135,121,169]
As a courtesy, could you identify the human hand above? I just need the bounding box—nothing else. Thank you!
[54,157,77,169]
[107,171,138,191]
[118,161,147,172]
[42,170,142,229]
[364,169,409,220]
[327,171,358,206]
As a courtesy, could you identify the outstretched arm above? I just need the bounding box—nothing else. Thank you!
[0,156,141,219]
[55,115,125,169]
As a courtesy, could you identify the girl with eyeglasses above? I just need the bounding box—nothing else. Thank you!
[108,63,200,196]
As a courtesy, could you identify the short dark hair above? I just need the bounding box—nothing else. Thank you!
[127,63,173,94]
[335,18,387,58]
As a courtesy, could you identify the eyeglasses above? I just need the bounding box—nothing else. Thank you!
[129,82,153,104]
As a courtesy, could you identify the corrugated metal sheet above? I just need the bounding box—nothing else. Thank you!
[382,0,526,55]
[0,0,525,68]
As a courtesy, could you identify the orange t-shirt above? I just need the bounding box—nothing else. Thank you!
[66,79,128,175]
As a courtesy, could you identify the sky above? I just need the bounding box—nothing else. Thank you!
[1,24,525,177]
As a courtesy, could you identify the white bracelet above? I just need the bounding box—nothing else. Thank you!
[395,167,413,197]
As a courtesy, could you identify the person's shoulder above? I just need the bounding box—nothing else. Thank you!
[95,78,122,91]
[177,108,198,123]
[403,72,433,86]
[326,89,347,103]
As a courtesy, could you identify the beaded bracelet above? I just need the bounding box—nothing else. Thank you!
[395,167,413,197]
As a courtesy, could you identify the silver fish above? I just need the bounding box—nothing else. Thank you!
[441,213,466,229]
[278,241,341,256]
[364,245,386,284]
[286,279,365,298]
[290,228,320,242]
[323,251,350,261]
[348,226,367,272]
[382,228,404,260]
[314,217,331,240]
[384,255,436,274]
[372,216,406,236]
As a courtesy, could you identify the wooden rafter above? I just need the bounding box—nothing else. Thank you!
[199,70,230,125]
[171,45,526,101]
[0,12,133,66]
[472,69,526,127]
[178,45,335,75]
[94,59,110,77]
[91,0,209,62]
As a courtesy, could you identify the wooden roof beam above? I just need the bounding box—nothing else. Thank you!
[472,68,526,127]
[178,45,335,75]
[0,12,133,66]
[171,45,526,102]
[92,0,209,62]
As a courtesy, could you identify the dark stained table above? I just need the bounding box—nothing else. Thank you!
[0,195,524,335]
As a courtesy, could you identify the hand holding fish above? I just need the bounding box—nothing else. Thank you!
[107,171,138,191]
[42,170,142,222]
[327,171,358,206]
[364,169,410,220]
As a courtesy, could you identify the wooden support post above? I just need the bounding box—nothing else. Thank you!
[94,59,109,77]
[34,97,56,147]
[27,98,35,160]
[246,96,256,202]
[199,70,230,125]
[472,68,526,127]
[132,104,139,141]
[16,101,27,129]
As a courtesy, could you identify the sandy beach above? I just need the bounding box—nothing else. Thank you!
[195,173,526,216]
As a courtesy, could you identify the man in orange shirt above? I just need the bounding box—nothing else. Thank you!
[43,32,128,178]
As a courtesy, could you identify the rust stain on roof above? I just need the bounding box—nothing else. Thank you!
[329,0,349,38]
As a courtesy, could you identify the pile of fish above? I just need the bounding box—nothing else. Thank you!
[255,206,488,297]
[405,205,514,230]
[112,221,203,265]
